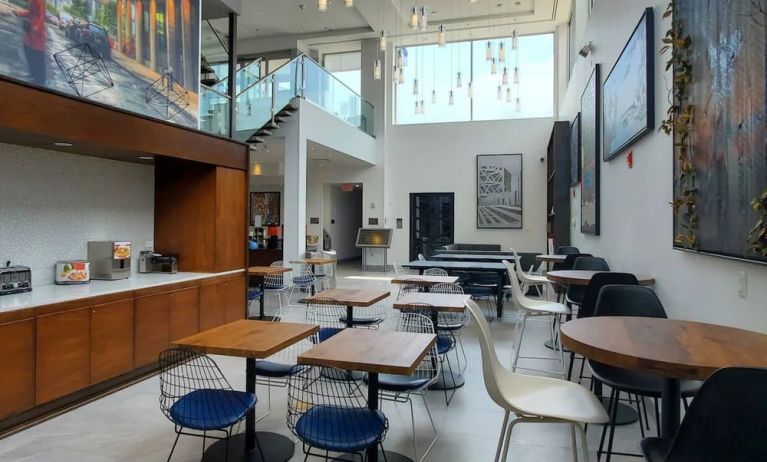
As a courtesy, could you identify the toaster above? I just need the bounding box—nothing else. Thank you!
[55,260,91,285]
[0,261,32,296]
[138,251,178,274]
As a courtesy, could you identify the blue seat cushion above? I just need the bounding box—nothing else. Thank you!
[370,374,431,392]
[293,275,315,286]
[437,335,455,354]
[339,316,384,326]
[169,389,256,431]
[254,361,304,378]
[295,405,387,453]
[310,327,343,344]
[247,289,262,301]
[264,283,288,290]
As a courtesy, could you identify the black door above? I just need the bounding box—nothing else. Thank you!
[409,193,455,261]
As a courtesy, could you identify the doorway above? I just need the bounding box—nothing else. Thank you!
[323,184,363,260]
[409,193,455,261]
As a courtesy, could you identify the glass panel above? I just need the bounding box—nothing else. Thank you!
[199,86,231,136]
[324,52,362,95]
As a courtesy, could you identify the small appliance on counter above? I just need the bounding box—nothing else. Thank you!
[0,261,32,296]
[138,251,178,274]
[88,241,131,280]
[55,260,90,285]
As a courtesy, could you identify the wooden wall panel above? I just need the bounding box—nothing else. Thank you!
[169,287,200,342]
[222,276,247,323]
[36,308,90,404]
[90,299,135,385]
[199,283,226,331]
[215,167,248,272]
[0,319,35,419]
[134,294,170,368]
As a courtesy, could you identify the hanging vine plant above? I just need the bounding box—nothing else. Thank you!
[660,0,698,250]
[748,190,767,257]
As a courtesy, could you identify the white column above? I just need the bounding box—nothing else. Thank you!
[282,117,307,262]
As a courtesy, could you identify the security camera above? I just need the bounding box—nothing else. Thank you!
[578,42,593,58]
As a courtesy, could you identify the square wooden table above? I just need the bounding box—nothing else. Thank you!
[298,329,436,462]
[390,275,459,289]
[248,266,292,319]
[300,288,390,327]
[174,320,319,462]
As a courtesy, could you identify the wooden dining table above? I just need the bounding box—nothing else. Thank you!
[299,288,390,327]
[248,266,292,319]
[390,275,460,288]
[298,329,436,462]
[174,320,319,462]
[561,317,767,439]
[547,270,655,286]
[536,254,568,264]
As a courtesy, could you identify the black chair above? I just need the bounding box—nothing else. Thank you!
[159,349,263,462]
[565,256,610,309]
[557,246,581,255]
[590,286,701,461]
[551,253,593,301]
[566,272,639,381]
[640,367,767,462]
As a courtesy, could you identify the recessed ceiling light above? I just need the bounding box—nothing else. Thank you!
[139,156,154,160]
[54,142,73,147]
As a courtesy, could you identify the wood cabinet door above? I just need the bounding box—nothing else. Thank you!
[199,282,225,331]
[223,276,247,323]
[134,293,170,368]
[215,167,247,272]
[169,287,200,342]
[90,299,134,385]
[36,307,90,404]
[0,318,35,419]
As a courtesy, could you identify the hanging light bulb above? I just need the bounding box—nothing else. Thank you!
[419,6,428,31]
[345,0,353,7]
[318,0,328,12]
[413,78,419,96]
[456,71,462,88]
[415,101,420,115]
[486,41,493,61]
[431,89,437,104]
[438,24,446,47]
[468,81,473,99]
[502,67,509,85]
[420,100,425,114]
[491,58,497,75]
[513,67,520,84]
[511,30,518,50]
[373,59,382,80]
[516,97,521,112]
[497,85,502,100]
[410,6,419,30]
[499,42,506,63]
[398,69,405,84]
[393,65,399,83]
[449,90,454,105]
[379,31,387,52]
[396,49,404,68]
[506,88,512,103]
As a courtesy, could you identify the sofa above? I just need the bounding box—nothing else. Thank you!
[441,243,502,251]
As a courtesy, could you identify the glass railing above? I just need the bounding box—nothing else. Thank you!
[199,84,231,137]
[233,55,374,141]
[212,58,262,95]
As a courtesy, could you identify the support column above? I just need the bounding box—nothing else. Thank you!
[282,120,307,263]
[227,12,237,137]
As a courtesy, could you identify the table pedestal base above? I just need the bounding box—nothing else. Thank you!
[429,370,465,390]
[544,339,571,353]
[203,431,294,462]
[599,398,639,426]
[339,449,414,462]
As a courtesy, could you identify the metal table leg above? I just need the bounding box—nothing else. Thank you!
[259,277,266,320]
[496,271,504,318]
[661,378,681,438]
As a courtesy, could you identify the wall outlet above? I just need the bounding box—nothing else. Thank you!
[738,271,748,299]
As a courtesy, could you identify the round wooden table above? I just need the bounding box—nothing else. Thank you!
[547,270,655,286]
[561,317,767,438]
[536,254,567,263]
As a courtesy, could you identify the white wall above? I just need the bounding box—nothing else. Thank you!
[386,118,553,264]
[0,144,155,284]
[559,0,767,331]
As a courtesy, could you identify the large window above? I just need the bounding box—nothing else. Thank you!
[323,51,362,95]
[394,33,554,125]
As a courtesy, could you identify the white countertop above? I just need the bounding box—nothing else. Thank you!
[0,270,244,314]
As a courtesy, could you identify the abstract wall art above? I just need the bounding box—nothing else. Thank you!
[581,65,601,235]
[477,154,523,229]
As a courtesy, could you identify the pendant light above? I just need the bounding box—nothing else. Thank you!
[431,89,437,104]
[413,78,419,95]
[420,100,425,114]
[438,25,446,47]
[449,90,454,106]
[398,68,405,84]
[499,42,506,63]
[414,101,419,115]
[456,71,462,88]
[511,30,518,50]
[502,67,508,85]
[410,6,419,30]
[396,49,404,68]
[491,58,497,75]
[506,88,512,103]
[468,81,473,98]
[345,0,353,7]
[485,41,493,61]
[374,59,382,80]
[497,85,502,100]
[379,31,387,51]
[513,67,520,84]
[419,6,428,31]
[515,97,521,112]
[318,0,328,12]
[392,65,399,83]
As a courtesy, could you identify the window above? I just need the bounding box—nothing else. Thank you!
[394,33,554,125]
[323,51,361,95]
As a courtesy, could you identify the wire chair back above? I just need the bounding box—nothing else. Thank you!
[291,259,316,288]
[423,268,448,277]
[429,283,468,327]
[287,365,389,455]
[265,305,320,365]
[397,302,436,323]
[397,277,426,299]
[393,312,441,383]
[267,260,292,287]
[307,297,346,342]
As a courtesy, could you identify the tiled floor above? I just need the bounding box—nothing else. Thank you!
[0,261,655,461]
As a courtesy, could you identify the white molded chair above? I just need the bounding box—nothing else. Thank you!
[503,260,570,377]
[465,299,608,462]
[508,248,554,300]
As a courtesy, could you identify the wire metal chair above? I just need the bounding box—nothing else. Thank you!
[291,259,317,298]
[311,251,337,291]
[159,348,263,462]
[430,282,470,374]
[255,305,319,422]
[376,312,441,462]
[307,297,347,343]
[287,365,389,461]
[396,277,425,299]
[338,282,388,329]
[423,268,448,277]
[265,261,292,312]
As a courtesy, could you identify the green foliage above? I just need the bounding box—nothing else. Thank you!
[747,190,767,257]
[661,1,699,250]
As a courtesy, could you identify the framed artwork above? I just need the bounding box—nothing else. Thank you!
[603,7,655,161]
[570,113,581,186]
[672,0,767,264]
[581,65,601,235]
[249,192,280,226]
[477,154,523,229]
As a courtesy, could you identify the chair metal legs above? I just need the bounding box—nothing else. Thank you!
[166,432,181,462]
[511,311,566,378]
[495,413,592,462]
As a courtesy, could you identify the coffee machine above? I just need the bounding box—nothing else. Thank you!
[88,241,132,280]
